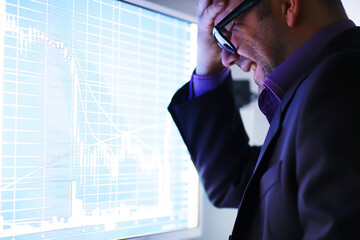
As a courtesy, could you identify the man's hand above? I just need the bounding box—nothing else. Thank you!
[196,0,227,76]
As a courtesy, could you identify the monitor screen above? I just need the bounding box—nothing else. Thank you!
[0,0,200,239]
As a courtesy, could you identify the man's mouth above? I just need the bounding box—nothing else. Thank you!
[250,62,263,87]
[250,63,257,72]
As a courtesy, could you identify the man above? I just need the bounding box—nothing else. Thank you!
[168,0,360,239]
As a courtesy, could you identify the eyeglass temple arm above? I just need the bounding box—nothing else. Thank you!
[216,0,261,29]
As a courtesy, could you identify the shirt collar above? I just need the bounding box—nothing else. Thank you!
[259,19,356,123]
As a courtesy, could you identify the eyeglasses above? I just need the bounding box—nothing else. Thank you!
[213,0,262,56]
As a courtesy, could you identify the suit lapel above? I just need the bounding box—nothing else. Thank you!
[252,69,305,176]
[235,58,312,214]
[230,69,309,239]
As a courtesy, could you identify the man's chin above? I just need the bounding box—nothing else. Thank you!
[253,67,266,87]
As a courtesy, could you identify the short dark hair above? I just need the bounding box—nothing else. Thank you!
[320,0,340,6]
[256,0,346,21]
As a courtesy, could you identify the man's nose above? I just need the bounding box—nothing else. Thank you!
[222,49,239,67]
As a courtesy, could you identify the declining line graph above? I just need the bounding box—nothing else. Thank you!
[0,0,198,239]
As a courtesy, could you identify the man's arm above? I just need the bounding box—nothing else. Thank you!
[168,0,261,208]
[169,75,261,208]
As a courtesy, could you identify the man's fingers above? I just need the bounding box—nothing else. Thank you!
[197,0,226,17]
[196,0,211,16]
[198,0,226,28]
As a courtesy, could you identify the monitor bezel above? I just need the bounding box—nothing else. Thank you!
[121,0,197,23]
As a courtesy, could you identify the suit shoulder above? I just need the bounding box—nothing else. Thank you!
[309,48,360,90]
[293,48,360,119]
[317,48,360,71]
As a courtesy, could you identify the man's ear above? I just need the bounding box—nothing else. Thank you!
[282,0,300,27]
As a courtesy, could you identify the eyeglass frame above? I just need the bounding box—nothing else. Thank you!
[212,0,262,56]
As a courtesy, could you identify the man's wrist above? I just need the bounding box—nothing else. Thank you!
[195,58,224,76]
[191,67,230,98]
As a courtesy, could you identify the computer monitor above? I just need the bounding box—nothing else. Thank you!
[0,0,201,239]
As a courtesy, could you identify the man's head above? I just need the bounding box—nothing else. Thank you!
[213,0,347,90]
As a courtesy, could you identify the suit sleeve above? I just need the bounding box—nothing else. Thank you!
[168,75,261,208]
[296,51,360,239]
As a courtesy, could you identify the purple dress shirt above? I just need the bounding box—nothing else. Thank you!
[190,19,356,123]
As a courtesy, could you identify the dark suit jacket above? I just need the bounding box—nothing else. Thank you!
[168,27,360,239]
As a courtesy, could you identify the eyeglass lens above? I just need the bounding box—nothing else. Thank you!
[213,28,236,56]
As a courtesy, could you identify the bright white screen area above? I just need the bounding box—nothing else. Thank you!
[342,0,360,26]
[0,0,199,239]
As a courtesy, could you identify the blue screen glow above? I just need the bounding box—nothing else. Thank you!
[0,0,199,239]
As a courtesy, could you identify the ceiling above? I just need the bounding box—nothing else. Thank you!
[146,0,197,17]
[145,0,360,26]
